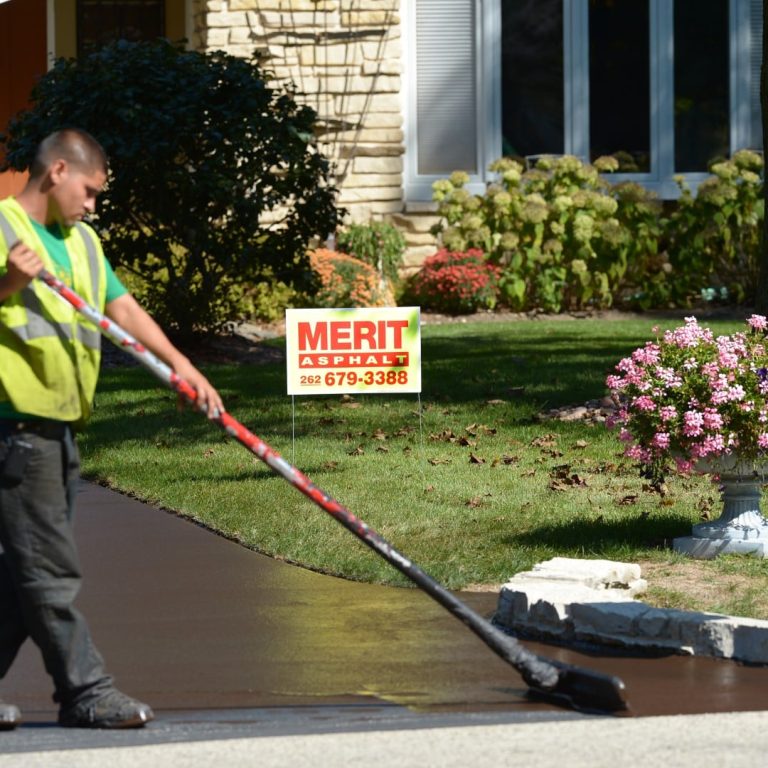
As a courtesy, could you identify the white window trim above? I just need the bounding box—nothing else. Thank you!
[405,0,761,203]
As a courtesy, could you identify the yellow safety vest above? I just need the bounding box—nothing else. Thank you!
[0,198,106,424]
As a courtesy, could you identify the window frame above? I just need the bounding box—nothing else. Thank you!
[404,0,500,201]
[404,0,762,202]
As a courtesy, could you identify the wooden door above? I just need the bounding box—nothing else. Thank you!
[0,0,48,196]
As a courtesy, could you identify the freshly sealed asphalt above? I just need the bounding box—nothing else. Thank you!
[1,482,767,763]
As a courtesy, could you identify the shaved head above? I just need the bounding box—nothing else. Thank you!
[30,128,108,179]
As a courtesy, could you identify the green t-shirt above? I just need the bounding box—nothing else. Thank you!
[28,219,127,303]
[0,219,128,421]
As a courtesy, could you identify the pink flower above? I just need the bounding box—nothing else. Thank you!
[673,457,695,474]
[632,395,656,412]
[748,315,768,331]
[683,411,704,437]
[702,408,723,430]
[659,405,677,422]
[632,343,661,365]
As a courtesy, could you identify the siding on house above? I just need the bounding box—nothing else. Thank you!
[192,0,438,271]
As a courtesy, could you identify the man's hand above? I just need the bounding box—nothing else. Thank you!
[0,241,44,302]
[172,357,225,419]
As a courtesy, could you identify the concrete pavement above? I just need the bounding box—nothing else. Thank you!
[3,711,768,767]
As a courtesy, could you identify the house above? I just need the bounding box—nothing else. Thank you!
[1,0,763,270]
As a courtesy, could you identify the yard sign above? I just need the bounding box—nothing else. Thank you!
[285,307,421,395]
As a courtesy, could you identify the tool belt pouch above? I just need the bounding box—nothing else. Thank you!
[0,439,33,488]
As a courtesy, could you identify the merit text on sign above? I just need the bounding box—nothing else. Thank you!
[285,307,421,395]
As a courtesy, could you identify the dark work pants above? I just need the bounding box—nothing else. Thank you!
[0,425,112,707]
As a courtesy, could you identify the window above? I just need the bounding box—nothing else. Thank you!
[406,0,763,200]
[77,0,165,56]
[501,0,564,158]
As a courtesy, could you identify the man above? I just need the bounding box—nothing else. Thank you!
[0,129,224,729]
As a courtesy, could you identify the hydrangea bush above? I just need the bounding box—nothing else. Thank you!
[429,151,764,314]
[666,150,764,306]
[606,315,768,481]
[431,156,663,313]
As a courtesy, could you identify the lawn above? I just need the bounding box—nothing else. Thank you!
[79,314,768,619]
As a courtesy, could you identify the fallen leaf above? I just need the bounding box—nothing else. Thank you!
[617,494,639,506]
[458,436,477,447]
[466,496,484,508]
[466,423,497,436]
[430,429,457,442]
[469,453,486,464]
[203,448,215,458]
[372,429,388,441]
[428,457,451,465]
[424,485,435,492]
[485,399,506,405]
[530,433,558,448]
[376,445,389,453]
[348,446,365,456]
[573,440,589,449]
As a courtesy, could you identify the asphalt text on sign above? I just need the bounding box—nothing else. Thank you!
[285,307,421,395]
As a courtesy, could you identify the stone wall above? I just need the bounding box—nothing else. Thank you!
[191,0,439,272]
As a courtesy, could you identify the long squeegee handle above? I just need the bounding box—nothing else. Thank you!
[38,267,628,712]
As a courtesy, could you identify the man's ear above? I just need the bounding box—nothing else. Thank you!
[48,159,69,185]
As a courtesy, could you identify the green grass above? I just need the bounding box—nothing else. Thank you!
[80,315,768,617]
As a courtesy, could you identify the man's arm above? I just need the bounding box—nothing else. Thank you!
[105,293,225,419]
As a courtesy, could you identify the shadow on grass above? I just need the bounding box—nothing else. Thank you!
[504,514,693,554]
[87,319,744,461]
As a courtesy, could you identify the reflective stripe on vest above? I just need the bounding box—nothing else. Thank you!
[0,210,102,350]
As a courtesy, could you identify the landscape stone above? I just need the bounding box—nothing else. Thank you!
[495,557,768,664]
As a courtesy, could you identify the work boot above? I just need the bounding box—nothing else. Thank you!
[0,699,21,730]
[58,689,154,729]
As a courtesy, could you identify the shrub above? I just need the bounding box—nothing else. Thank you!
[1,39,342,338]
[665,150,764,306]
[336,221,406,285]
[431,156,664,313]
[228,277,299,324]
[403,248,499,314]
[307,248,392,308]
[431,151,764,314]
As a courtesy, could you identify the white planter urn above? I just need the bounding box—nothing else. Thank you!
[673,454,768,559]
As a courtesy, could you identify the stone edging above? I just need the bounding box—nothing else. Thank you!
[493,557,768,664]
